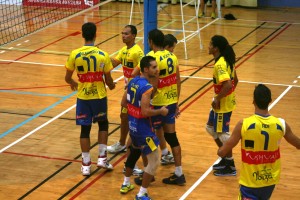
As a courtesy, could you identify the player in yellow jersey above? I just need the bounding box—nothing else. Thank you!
[205,35,239,176]
[107,25,144,175]
[65,22,116,176]
[108,25,144,153]
[218,84,300,199]
[149,29,185,185]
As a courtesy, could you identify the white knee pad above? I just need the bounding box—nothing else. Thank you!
[218,132,230,143]
[206,124,218,139]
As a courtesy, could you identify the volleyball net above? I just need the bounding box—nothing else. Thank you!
[0,0,101,46]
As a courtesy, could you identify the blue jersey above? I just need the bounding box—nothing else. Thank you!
[126,76,154,138]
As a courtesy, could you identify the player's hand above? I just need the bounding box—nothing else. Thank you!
[108,82,116,90]
[160,106,169,116]
[211,98,220,109]
[70,82,78,91]
[174,104,180,118]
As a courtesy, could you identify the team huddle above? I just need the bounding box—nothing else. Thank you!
[65,22,300,200]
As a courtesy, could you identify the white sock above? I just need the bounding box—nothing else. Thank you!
[123,176,131,186]
[99,144,107,157]
[161,148,168,156]
[82,152,91,164]
[175,166,183,177]
[137,187,148,197]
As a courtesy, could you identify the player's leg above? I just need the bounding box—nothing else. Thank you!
[92,98,113,170]
[162,103,186,185]
[213,112,236,176]
[107,106,128,153]
[76,98,93,176]
[135,136,160,199]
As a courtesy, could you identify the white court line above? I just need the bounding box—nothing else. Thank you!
[179,84,294,200]
[0,75,124,154]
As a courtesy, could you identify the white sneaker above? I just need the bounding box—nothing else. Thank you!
[107,142,126,153]
[81,162,91,176]
[161,151,175,165]
[97,157,113,170]
[123,165,144,176]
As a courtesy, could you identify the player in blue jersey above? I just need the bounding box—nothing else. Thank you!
[119,56,168,200]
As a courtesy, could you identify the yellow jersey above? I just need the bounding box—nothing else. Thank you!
[151,50,179,106]
[114,44,144,85]
[65,45,113,100]
[239,114,285,188]
[213,56,236,113]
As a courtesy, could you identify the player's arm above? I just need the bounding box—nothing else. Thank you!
[121,88,127,108]
[284,122,300,149]
[65,69,78,91]
[104,71,116,90]
[110,57,121,68]
[218,119,242,157]
[233,70,238,89]
[212,79,232,109]
[141,89,168,117]
[131,66,141,77]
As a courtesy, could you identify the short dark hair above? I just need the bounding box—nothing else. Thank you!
[163,34,177,48]
[82,22,96,41]
[125,25,137,35]
[140,56,156,73]
[254,84,272,110]
[148,29,164,48]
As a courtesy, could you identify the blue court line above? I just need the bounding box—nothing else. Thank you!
[0,90,65,98]
[0,91,76,139]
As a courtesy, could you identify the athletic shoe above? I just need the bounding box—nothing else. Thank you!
[107,142,126,153]
[134,175,155,186]
[213,165,237,176]
[135,193,151,200]
[161,151,175,165]
[123,165,144,176]
[211,12,216,19]
[81,162,91,176]
[198,12,205,18]
[120,183,134,194]
[97,156,113,170]
[212,158,226,170]
[162,174,186,186]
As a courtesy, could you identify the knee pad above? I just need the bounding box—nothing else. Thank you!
[218,132,230,143]
[80,125,92,138]
[206,124,218,139]
[125,146,141,169]
[144,150,159,176]
[164,132,180,148]
[98,120,109,132]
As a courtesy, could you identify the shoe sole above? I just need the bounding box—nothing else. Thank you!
[212,166,226,170]
[97,165,113,170]
[107,148,126,154]
[213,172,237,176]
[120,187,134,194]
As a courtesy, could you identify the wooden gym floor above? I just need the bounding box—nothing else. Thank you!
[0,1,299,199]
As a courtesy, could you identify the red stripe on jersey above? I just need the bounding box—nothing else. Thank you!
[123,67,134,78]
[158,73,176,88]
[78,71,104,83]
[214,80,235,95]
[241,148,280,165]
[127,104,144,119]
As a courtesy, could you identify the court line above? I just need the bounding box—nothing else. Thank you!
[179,84,293,200]
[179,23,293,200]
[3,6,286,198]
[0,91,76,140]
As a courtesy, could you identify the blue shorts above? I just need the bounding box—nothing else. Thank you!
[207,109,232,133]
[151,103,177,129]
[239,185,275,200]
[130,134,160,156]
[76,98,108,126]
